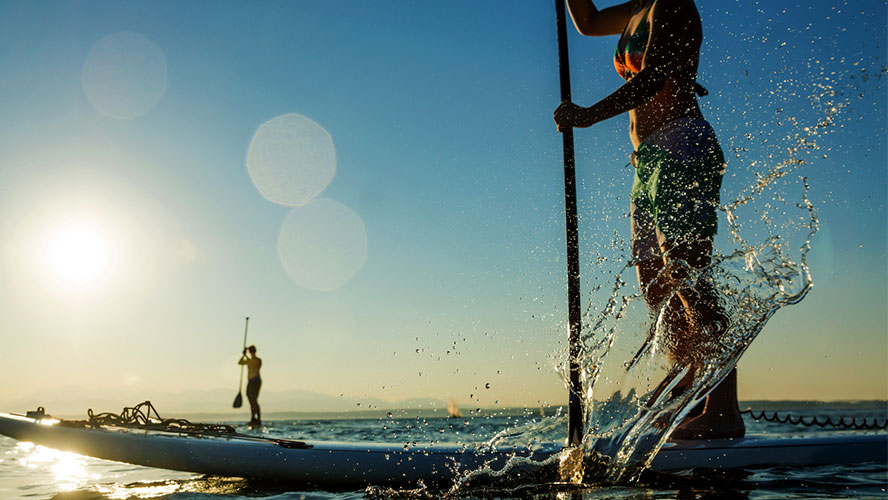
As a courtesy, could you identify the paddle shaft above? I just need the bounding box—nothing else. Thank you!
[554,0,584,447]
[238,317,250,390]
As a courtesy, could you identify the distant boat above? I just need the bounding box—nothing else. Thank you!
[447,399,462,418]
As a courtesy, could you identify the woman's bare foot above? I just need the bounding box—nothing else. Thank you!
[670,407,745,440]
[670,369,745,440]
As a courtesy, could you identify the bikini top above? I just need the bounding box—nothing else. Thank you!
[613,2,709,96]
[613,3,652,81]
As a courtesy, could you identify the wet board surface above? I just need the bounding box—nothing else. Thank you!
[0,412,884,486]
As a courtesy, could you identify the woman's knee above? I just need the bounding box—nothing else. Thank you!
[637,258,672,307]
[661,236,713,269]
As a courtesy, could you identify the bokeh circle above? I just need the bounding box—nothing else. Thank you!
[247,114,336,207]
[278,198,367,291]
[82,32,168,120]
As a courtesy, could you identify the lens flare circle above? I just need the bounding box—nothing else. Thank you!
[247,113,336,207]
[278,198,367,291]
[81,31,168,120]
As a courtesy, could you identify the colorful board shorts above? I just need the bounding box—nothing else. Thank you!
[630,116,725,262]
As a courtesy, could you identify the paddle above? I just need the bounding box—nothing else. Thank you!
[232,316,250,408]
[553,0,584,447]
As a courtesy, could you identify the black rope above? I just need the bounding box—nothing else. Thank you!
[60,401,236,435]
[742,409,888,430]
[53,401,313,449]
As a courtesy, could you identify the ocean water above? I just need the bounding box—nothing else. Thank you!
[1,403,885,500]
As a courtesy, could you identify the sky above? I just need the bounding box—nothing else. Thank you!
[0,0,884,417]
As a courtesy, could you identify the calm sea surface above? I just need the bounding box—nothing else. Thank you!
[1,403,885,500]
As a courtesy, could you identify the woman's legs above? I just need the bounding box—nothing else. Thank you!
[637,236,745,439]
[246,378,262,424]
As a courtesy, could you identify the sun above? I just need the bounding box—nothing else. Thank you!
[44,222,113,288]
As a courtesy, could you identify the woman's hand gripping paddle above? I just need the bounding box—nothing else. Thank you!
[232,317,250,408]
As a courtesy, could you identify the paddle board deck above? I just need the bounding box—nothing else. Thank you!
[0,412,884,486]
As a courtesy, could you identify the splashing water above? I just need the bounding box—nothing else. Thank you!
[368,5,886,495]
[432,140,822,493]
[567,40,881,482]
[542,1,888,482]
[574,180,817,483]
[562,68,886,487]
[474,40,881,496]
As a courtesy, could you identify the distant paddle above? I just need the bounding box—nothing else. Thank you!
[232,317,250,408]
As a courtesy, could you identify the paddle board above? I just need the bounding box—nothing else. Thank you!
[0,412,884,486]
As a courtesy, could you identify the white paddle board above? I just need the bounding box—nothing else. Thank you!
[0,412,884,486]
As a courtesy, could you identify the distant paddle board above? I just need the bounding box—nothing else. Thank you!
[0,412,884,486]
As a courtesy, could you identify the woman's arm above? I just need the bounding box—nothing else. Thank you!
[567,0,634,36]
[555,66,668,129]
[555,0,701,129]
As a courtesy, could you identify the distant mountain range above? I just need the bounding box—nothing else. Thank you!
[0,387,451,419]
[2,388,883,421]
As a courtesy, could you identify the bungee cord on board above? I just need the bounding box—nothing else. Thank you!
[42,401,314,449]
[72,400,237,434]
[741,409,887,430]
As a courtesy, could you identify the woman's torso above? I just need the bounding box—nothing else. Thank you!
[246,357,261,379]
[615,0,704,147]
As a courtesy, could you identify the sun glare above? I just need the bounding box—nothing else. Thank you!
[44,222,113,288]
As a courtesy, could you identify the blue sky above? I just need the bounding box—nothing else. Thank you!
[0,1,884,415]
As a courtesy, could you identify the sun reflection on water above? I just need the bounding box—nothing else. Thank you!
[13,442,99,491]
[95,477,248,499]
[3,439,244,499]
[97,481,182,499]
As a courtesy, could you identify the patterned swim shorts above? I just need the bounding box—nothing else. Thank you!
[630,116,726,261]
